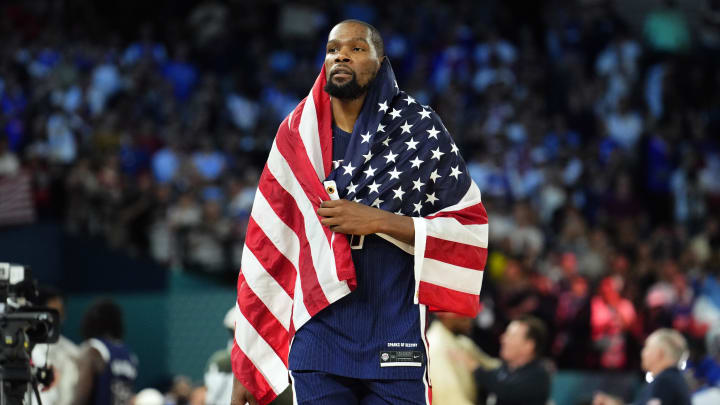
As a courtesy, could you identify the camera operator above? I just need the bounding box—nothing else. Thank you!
[30,286,80,405]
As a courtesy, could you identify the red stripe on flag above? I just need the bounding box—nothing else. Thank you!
[244,217,296,297]
[426,202,488,226]
[236,273,290,365]
[258,166,330,315]
[231,341,277,405]
[424,236,488,270]
[332,234,357,288]
[418,280,481,317]
[275,114,329,201]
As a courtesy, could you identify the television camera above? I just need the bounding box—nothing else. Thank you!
[0,262,59,405]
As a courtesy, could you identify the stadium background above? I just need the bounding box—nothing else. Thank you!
[1,0,720,403]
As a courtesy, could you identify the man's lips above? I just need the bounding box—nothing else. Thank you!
[331,67,353,78]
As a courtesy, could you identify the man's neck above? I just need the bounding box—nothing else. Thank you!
[650,362,675,377]
[331,95,366,133]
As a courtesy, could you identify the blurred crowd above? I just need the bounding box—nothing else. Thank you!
[2,0,720,387]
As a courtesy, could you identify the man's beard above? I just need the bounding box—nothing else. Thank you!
[324,72,374,100]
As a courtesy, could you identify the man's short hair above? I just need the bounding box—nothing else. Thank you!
[336,19,384,58]
[651,328,688,364]
[517,315,548,357]
[81,298,124,340]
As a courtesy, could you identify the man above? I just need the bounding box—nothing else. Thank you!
[232,19,488,405]
[593,328,691,405]
[427,313,500,405]
[206,307,292,405]
[460,315,551,405]
[73,299,138,405]
[31,286,80,405]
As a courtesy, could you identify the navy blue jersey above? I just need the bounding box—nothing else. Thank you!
[288,125,427,379]
[88,338,138,405]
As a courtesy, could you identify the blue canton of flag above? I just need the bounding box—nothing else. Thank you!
[327,59,470,217]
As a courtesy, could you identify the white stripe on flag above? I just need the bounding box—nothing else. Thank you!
[251,190,301,270]
[420,258,484,295]
[235,304,289,395]
[292,268,311,329]
[240,246,293,331]
[425,218,488,248]
[297,91,325,180]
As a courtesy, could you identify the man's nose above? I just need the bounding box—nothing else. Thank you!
[335,47,351,62]
[335,54,350,63]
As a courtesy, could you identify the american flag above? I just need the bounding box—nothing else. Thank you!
[232,59,488,405]
[0,173,36,226]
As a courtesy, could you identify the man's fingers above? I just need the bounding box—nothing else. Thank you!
[320,217,339,226]
[320,199,343,208]
[317,207,338,217]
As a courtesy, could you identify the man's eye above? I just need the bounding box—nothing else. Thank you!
[354,47,364,51]
[327,48,336,53]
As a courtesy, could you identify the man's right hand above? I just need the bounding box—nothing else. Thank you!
[231,377,258,405]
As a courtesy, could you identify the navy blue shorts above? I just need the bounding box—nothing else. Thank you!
[290,370,430,405]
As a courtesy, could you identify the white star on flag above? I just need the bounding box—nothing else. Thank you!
[418,109,431,119]
[410,156,423,169]
[429,169,442,182]
[371,197,383,208]
[413,201,422,214]
[333,159,343,169]
[364,165,377,178]
[346,182,358,195]
[378,101,388,112]
[387,167,402,180]
[392,186,405,200]
[449,166,462,180]
[368,181,381,194]
[362,151,373,163]
[412,177,425,191]
[427,126,440,139]
[342,162,356,176]
[384,150,398,164]
[404,95,416,105]
[377,123,386,132]
[382,137,392,147]
[361,132,371,144]
[431,147,444,161]
[405,137,418,150]
[450,143,459,155]
[425,192,439,205]
[400,121,413,134]
[389,108,402,119]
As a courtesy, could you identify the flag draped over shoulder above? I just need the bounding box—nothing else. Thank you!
[232,59,488,405]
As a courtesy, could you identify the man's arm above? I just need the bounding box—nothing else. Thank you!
[231,376,258,405]
[317,199,414,244]
[71,345,104,405]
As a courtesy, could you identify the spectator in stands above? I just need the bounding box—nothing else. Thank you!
[593,328,691,405]
[590,276,638,369]
[74,299,138,405]
[0,137,19,176]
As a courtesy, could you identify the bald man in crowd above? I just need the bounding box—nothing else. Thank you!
[593,328,691,405]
